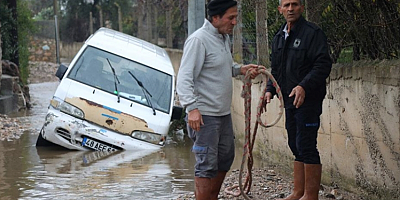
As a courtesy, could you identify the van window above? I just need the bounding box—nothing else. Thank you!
[67,46,172,113]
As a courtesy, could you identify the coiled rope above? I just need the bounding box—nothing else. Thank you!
[224,66,284,199]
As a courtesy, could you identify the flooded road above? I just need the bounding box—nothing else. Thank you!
[0,82,264,200]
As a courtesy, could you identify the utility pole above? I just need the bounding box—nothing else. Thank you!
[96,5,103,27]
[145,1,152,41]
[188,0,205,36]
[256,0,269,66]
[233,0,243,63]
[54,0,60,64]
[90,12,93,34]
[165,0,173,48]
[114,2,122,32]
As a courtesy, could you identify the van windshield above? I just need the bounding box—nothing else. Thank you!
[67,46,172,114]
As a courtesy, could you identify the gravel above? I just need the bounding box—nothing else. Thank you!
[0,114,29,141]
[176,168,365,200]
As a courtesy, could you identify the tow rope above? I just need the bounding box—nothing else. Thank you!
[224,67,284,199]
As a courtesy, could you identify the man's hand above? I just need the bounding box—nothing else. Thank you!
[240,64,260,79]
[188,109,203,132]
[289,85,305,108]
[262,92,273,112]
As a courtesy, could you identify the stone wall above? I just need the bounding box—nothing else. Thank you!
[28,37,84,64]
[28,37,57,63]
[165,48,183,75]
[230,60,400,199]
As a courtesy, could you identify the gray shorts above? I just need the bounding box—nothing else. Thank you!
[186,114,235,178]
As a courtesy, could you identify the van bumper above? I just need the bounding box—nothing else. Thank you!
[40,108,162,150]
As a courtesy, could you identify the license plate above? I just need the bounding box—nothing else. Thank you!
[82,137,117,152]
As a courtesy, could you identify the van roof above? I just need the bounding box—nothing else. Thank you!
[85,28,174,75]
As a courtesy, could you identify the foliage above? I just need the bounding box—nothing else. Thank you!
[0,2,16,62]
[17,0,36,84]
[26,0,53,16]
[33,6,54,20]
[241,0,284,64]
[22,0,400,63]
[155,0,187,48]
[0,0,36,84]
[54,0,187,47]
[58,0,135,42]
[58,0,95,42]
[316,0,400,62]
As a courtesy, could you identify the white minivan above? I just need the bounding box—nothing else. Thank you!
[36,28,182,151]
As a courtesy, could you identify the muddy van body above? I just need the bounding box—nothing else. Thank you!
[37,28,180,151]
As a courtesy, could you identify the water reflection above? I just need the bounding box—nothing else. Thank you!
[0,133,196,199]
[25,147,175,199]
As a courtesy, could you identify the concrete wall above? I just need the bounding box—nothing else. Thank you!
[59,42,84,63]
[0,21,3,90]
[231,60,400,198]
[165,48,183,75]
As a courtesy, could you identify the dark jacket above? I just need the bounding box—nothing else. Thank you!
[267,16,332,107]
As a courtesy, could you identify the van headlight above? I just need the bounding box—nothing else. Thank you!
[131,131,165,146]
[50,97,85,119]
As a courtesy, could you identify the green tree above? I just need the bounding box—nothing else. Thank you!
[32,6,54,20]
[240,0,283,64]
[58,0,135,42]
[320,0,400,62]
[0,0,35,84]
[26,0,53,16]
[17,0,36,83]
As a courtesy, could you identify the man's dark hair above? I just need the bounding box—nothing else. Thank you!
[207,0,237,21]
[279,0,304,6]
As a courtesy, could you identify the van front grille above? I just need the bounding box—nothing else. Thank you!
[56,128,71,140]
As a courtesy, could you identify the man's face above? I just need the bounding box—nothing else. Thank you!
[212,6,238,34]
[278,0,304,23]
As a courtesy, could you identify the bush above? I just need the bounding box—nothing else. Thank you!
[0,0,36,84]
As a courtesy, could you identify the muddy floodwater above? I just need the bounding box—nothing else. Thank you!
[0,82,265,200]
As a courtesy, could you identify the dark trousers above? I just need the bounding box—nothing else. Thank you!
[285,102,322,164]
[186,114,235,178]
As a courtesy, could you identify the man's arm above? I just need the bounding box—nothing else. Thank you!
[176,37,206,112]
[298,29,332,95]
[176,37,206,132]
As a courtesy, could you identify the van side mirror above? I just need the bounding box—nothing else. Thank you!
[171,106,185,121]
[55,64,68,80]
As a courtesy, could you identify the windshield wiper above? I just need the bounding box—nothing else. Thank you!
[106,58,120,103]
[128,71,156,115]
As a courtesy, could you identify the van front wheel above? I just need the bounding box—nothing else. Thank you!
[36,127,56,147]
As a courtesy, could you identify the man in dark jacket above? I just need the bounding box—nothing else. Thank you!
[265,0,332,199]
